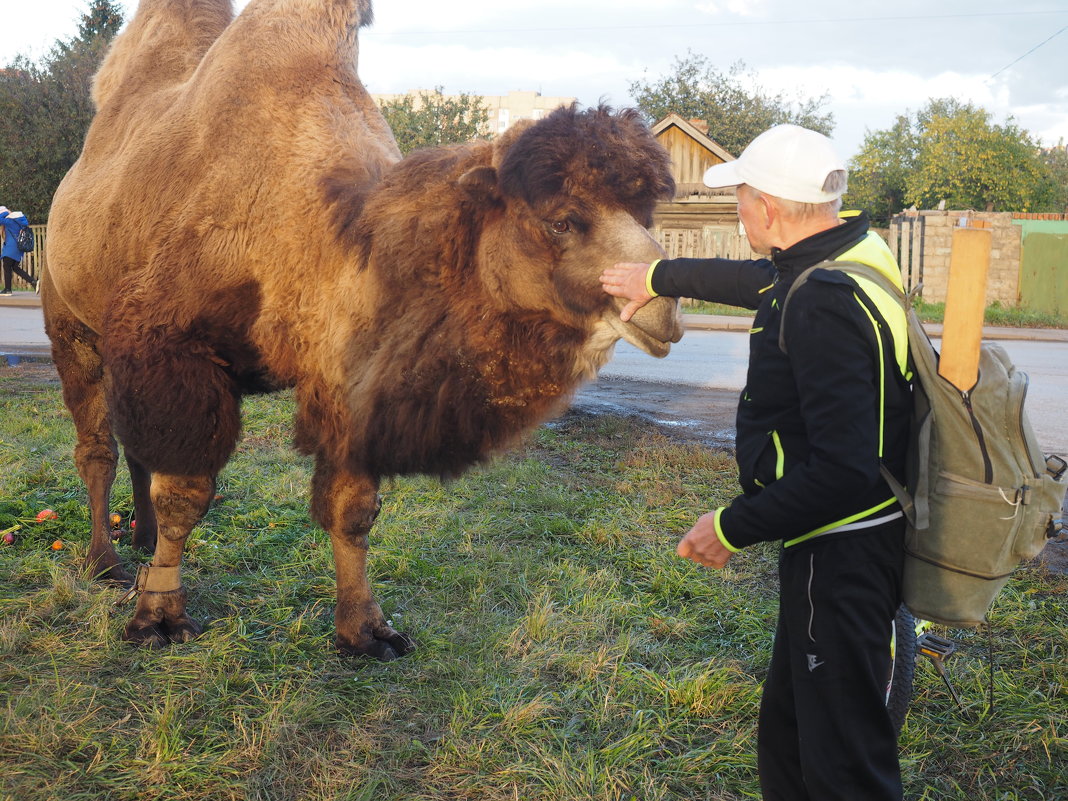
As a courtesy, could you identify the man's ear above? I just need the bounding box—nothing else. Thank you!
[758,193,777,229]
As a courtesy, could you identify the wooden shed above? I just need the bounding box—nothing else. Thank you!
[650,114,749,259]
[651,113,739,230]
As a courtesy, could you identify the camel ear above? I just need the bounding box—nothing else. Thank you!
[458,166,500,204]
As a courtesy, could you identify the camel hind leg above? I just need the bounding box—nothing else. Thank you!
[43,295,130,584]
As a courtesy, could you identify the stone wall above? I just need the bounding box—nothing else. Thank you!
[890,211,1023,305]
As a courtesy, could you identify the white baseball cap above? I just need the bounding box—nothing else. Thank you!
[703,124,846,204]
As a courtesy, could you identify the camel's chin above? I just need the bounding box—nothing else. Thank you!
[602,308,678,359]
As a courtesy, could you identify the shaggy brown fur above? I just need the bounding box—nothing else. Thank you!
[44,0,682,660]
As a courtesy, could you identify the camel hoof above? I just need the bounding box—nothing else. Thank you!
[123,616,202,647]
[338,630,417,662]
[161,614,203,643]
[123,597,203,647]
[123,621,171,648]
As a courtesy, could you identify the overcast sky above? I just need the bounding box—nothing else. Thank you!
[14,0,1068,159]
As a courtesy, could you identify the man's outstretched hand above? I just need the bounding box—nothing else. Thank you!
[599,262,654,322]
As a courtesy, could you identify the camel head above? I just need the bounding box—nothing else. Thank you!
[456,105,684,363]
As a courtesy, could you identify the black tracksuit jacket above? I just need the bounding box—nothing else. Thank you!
[651,213,912,550]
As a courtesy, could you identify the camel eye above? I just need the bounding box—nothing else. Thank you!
[550,220,572,235]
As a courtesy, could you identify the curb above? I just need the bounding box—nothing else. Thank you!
[681,314,1068,343]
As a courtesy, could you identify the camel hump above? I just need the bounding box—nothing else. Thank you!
[92,0,235,110]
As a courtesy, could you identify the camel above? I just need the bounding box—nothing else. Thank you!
[43,0,683,660]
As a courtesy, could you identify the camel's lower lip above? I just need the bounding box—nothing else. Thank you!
[603,307,681,358]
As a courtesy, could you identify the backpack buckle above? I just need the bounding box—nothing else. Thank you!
[1045,454,1066,481]
[1048,515,1066,541]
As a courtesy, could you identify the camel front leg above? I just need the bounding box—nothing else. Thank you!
[123,473,213,647]
[311,462,416,661]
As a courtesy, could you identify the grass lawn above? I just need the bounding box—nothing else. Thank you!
[1,363,1065,800]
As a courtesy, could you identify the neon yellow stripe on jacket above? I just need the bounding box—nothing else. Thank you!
[833,231,909,379]
[785,497,898,548]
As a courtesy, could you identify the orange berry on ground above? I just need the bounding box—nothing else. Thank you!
[110,512,122,526]
[51,540,64,550]
[36,509,58,522]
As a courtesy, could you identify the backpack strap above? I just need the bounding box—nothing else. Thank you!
[779,260,918,528]
[879,463,916,529]
[778,260,907,354]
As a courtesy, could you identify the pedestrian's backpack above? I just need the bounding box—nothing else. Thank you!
[782,261,1067,628]
[15,225,34,253]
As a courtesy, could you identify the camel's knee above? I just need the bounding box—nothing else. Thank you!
[150,474,215,535]
[74,435,118,475]
[309,464,380,537]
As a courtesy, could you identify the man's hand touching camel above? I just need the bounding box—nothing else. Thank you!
[599,262,656,322]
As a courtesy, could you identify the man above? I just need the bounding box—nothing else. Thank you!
[0,206,39,295]
[601,125,911,801]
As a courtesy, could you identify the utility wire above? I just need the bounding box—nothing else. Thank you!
[988,24,1068,80]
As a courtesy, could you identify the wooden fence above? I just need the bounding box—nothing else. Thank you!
[653,225,752,260]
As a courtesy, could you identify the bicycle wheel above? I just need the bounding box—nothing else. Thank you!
[886,603,917,735]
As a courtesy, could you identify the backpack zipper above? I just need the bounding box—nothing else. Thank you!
[961,390,994,484]
[1014,370,1042,479]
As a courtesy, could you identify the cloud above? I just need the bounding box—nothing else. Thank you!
[694,0,769,17]
[370,0,686,32]
[360,40,624,100]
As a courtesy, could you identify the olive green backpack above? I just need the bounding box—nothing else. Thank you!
[782,261,1067,628]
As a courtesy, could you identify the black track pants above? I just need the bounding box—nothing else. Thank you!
[757,523,905,801]
[2,256,36,291]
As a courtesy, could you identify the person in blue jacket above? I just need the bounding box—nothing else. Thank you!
[0,206,39,295]
[601,125,912,801]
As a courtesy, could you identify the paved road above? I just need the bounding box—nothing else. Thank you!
[587,328,1068,458]
[3,298,1067,456]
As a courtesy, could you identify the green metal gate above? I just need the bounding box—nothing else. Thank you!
[1019,233,1068,315]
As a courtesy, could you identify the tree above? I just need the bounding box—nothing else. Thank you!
[846,115,916,225]
[1037,140,1068,213]
[628,52,834,157]
[377,88,490,155]
[909,104,1047,212]
[0,0,125,221]
[845,99,1059,225]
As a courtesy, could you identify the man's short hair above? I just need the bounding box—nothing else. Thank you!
[745,170,845,220]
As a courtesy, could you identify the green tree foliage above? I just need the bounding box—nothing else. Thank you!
[628,52,834,157]
[1037,140,1068,213]
[846,99,1062,225]
[378,87,491,155]
[844,114,916,226]
[0,0,124,222]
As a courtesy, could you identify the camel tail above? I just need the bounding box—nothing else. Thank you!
[92,0,235,111]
